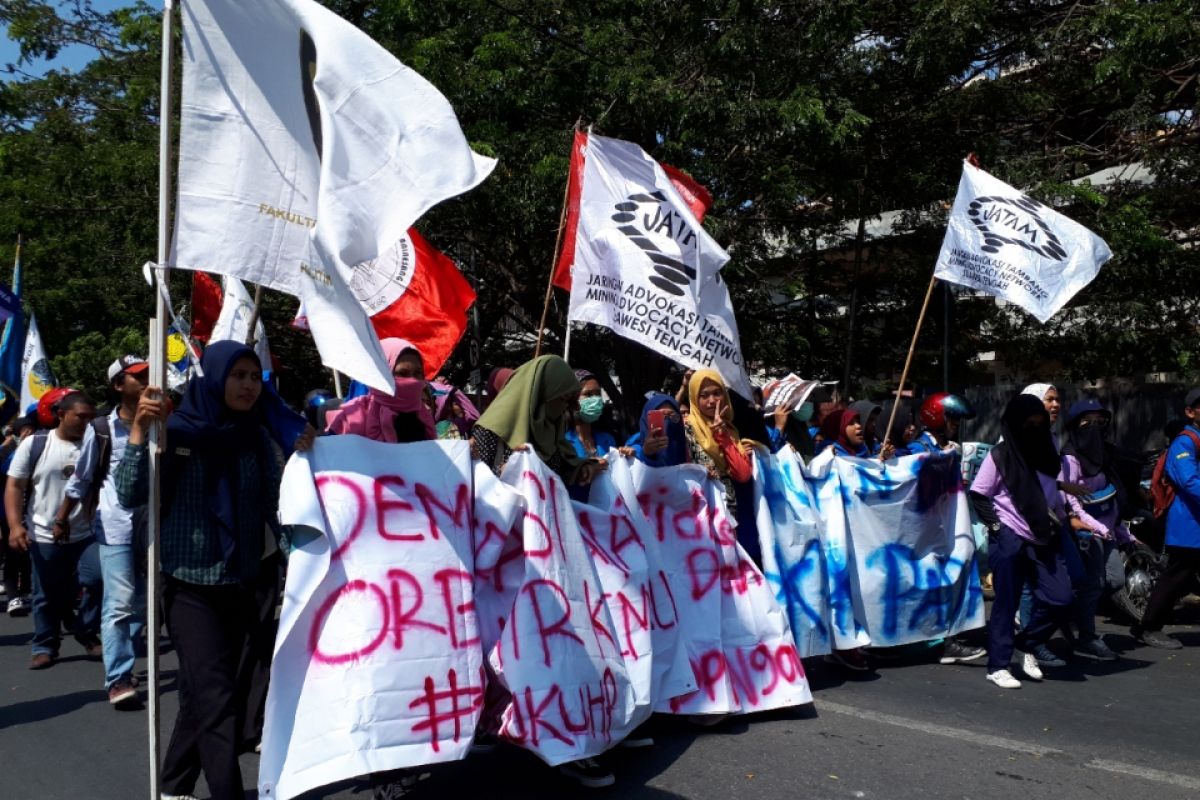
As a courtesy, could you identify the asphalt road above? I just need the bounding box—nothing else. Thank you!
[3,599,1199,800]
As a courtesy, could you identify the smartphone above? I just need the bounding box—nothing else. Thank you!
[647,409,669,435]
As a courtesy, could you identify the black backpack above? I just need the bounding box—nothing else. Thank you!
[20,417,112,518]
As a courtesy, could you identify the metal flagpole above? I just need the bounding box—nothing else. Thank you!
[562,321,573,363]
[148,1,176,797]
[332,368,344,398]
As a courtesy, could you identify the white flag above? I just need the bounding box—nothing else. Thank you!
[933,160,1112,323]
[19,313,54,412]
[567,135,751,398]
[210,276,272,371]
[173,0,496,391]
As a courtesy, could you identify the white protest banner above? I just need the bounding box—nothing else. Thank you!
[933,160,1112,323]
[763,448,985,651]
[623,459,810,716]
[175,0,496,390]
[489,452,638,766]
[259,437,482,800]
[566,134,752,398]
[754,447,835,658]
[582,455,696,722]
[19,313,53,412]
[209,275,271,370]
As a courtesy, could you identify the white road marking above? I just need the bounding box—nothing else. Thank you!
[818,700,1200,791]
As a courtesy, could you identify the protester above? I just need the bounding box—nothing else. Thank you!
[626,393,688,467]
[58,356,149,708]
[470,354,614,788]
[1133,387,1200,649]
[877,398,918,453]
[115,341,312,800]
[1,413,36,616]
[849,400,884,456]
[819,408,868,457]
[326,338,437,443]
[431,380,479,439]
[1023,383,1061,427]
[1059,399,1133,661]
[969,394,1074,689]
[424,383,462,440]
[901,393,973,456]
[483,366,515,409]
[761,376,818,459]
[686,369,761,560]
[566,369,617,461]
[5,390,103,670]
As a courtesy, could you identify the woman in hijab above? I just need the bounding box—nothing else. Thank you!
[819,408,868,458]
[430,381,480,439]
[1059,399,1135,662]
[472,355,605,487]
[849,400,884,455]
[627,393,689,467]
[969,394,1074,690]
[325,338,437,444]
[686,370,761,561]
[565,369,618,460]
[115,341,311,800]
[761,377,818,460]
[1023,383,1062,428]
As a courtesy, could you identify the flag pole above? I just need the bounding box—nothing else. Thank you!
[562,321,573,362]
[147,1,175,797]
[332,368,343,398]
[881,272,938,449]
[533,164,572,359]
[245,282,265,347]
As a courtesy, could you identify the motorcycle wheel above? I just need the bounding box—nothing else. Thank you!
[1113,542,1164,624]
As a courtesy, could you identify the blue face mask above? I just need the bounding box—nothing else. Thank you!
[578,395,605,423]
[792,402,814,423]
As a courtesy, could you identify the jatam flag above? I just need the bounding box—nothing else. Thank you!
[350,229,475,379]
[552,131,713,292]
[173,0,496,391]
[933,160,1112,324]
[566,134,752,398]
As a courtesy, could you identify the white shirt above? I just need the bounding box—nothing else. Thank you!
[8,431,91,543]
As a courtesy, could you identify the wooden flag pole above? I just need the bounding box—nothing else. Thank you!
[533,166,572,358]
[147,2,176,798]
[245,282,265,348]
[881,272,938,449]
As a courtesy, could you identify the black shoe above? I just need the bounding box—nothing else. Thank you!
[939,640,986,665]
[1134,628,1183,650]
[371,769,430,799]
[558,757,615,788]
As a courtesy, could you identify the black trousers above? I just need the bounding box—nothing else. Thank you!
[1140,545,1200,633]
[162,577,250,800]
[235,551,282,751]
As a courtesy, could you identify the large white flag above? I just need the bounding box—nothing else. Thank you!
[566,135,751,398]
[19,314,54,413]
[933,160,1112,323]
[173,0,496,390]
[209,276,271,371]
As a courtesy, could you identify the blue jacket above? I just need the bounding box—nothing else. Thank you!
[1165,424,1200,549]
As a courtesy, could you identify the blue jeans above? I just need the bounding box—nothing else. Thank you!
[98,542,146,688]
[29,537,102,657]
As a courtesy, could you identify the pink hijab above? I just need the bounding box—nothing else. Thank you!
[326,338,437,442]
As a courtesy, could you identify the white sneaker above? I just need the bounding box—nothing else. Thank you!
[986,669,1022,689]
[7,595,30,617]
[1019,651,1044,681]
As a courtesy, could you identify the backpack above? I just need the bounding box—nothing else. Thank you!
[21,417,112,518]
[1150,428,1200,519]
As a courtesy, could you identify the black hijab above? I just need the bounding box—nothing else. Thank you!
[1062,399,1131,515]
[992,393,1060,542]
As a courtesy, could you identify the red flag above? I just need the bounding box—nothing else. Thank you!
[551,130,588,292]
[191,272,223,343]
[365,229,475,379]
[661,164,713,223]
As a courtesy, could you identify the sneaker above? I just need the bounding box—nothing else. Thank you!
[824,648,871,672]
[108,680,142,709]
[559,757,615,789]
[161,794,200,800]
[7,595,30,617]
[939,640,986,665]
[76,635,103,658]
[986,669,1022,689]
[371,769,431,800]
[1018,651,1044,681]
[28,653,54,670]
[1073,638,1119,661]
[620,734,655,748]
[1133,629,1183,650]
[1029,643,1066,667]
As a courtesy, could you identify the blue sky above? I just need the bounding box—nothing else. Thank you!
[1,0,138,77]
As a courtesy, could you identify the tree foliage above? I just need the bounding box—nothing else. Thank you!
[0,0,1196,415]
